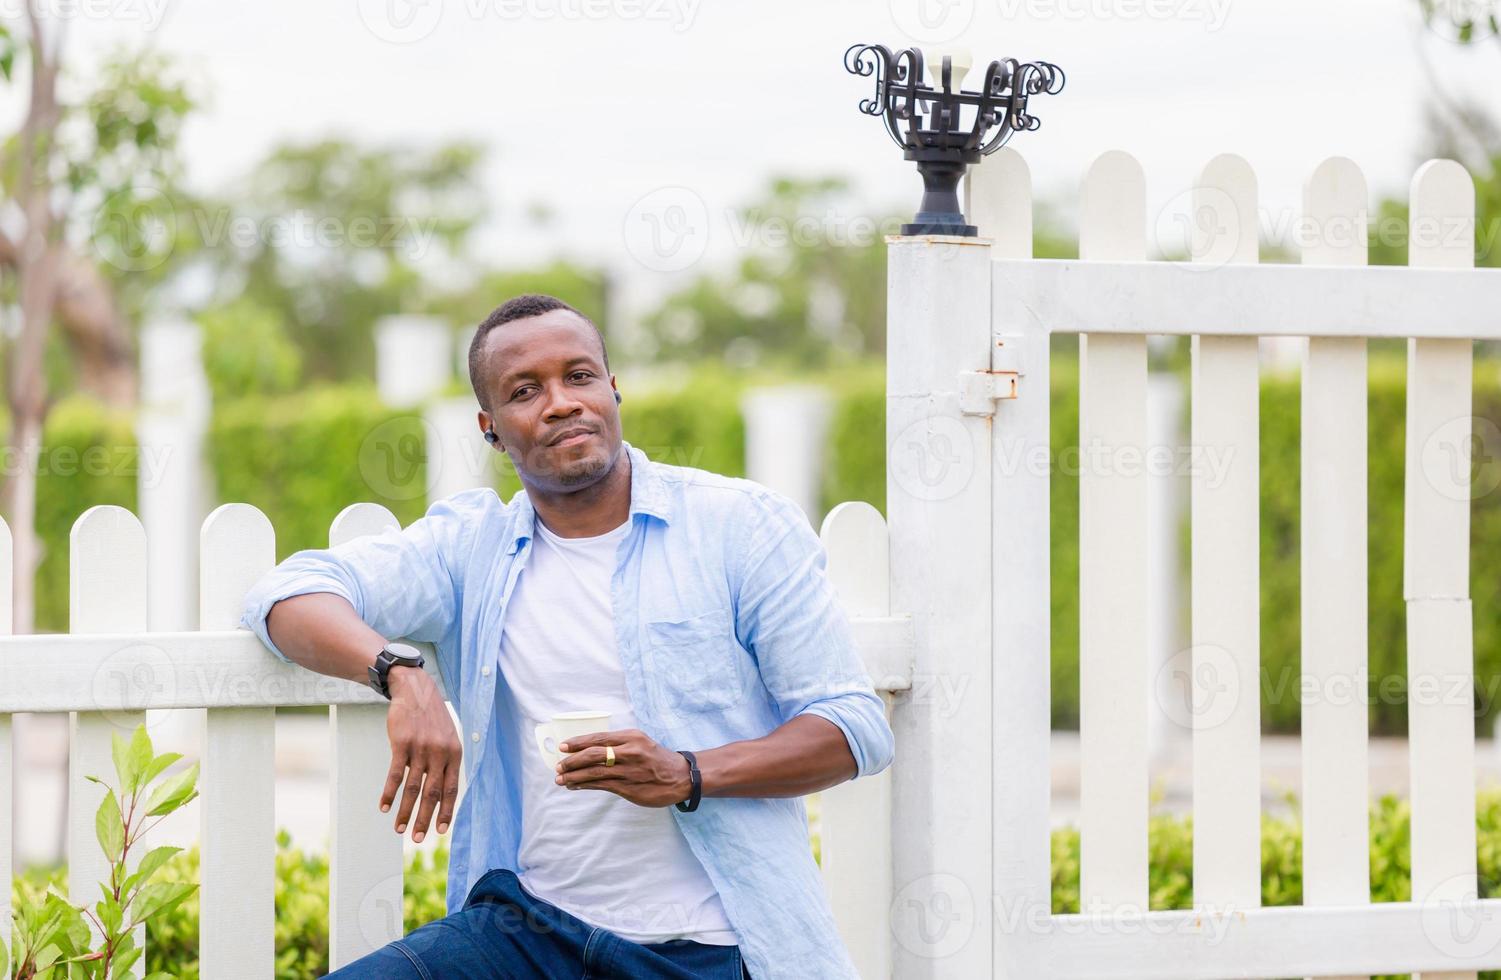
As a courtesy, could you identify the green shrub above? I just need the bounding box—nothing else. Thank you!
[208,384,430,560]
[13,792,1501,978]
[13,835,449,980]
[33,397,140,632]
[1050,789,1501,980]
[198,299,303,404]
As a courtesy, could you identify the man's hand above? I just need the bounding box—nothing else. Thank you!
[554,729,692,808]
[381,666,462,842]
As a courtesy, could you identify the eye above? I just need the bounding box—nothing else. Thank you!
[571,371,592,381]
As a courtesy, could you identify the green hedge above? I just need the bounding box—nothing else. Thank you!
[12,793,1501,978]
[31,397,140,632]
[22,357,1501,735]
[208,384,432,562]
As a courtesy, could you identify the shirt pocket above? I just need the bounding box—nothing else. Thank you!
[642,609,750,714]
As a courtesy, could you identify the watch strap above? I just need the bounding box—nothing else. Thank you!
[674,749,702,812]
[368,646,425,700]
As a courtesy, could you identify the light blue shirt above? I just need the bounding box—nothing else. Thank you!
[240,440,895,979]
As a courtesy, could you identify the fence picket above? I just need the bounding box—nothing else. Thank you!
[977,148,1056,979]
[1300,156,1372,980]
[68,506,149,968]
[1188,154,1263,910]
[1405,158,1477,980]
[818,501,895,979]
[1078,150,1150,912]
[199,504,277,978]
[328,503,406,969]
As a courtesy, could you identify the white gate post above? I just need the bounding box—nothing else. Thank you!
[137,317,213,753]
[375,315,452,409]
[885,229,996,976]
[424,397,491,503]
[972,149,1053,978]
[741,384,834,524]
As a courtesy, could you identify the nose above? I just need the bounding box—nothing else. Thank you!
[539,378,587,420]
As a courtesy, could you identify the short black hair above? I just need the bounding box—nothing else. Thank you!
[467,294,610,410]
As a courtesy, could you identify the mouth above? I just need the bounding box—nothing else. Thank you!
[549,428,595,447]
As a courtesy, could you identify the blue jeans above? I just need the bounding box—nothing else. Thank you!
[327,867,750,979]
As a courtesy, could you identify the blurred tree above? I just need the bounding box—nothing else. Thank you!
[639,177,891,370]
[193,139,487,383]
[430,260,611,360]
[0,12,194,633]
[639,177,1077,369]
[196,297,303,404]
[1380,0,1501,268]
[1417,0,1500,45]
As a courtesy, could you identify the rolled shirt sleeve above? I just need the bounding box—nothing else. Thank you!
[731,489,895,779]
[239,491,477,670]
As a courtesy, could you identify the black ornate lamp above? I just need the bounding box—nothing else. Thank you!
[845,44,1065,236]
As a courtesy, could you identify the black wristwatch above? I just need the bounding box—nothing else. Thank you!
[675,750,702,812]
[368,646,426,700]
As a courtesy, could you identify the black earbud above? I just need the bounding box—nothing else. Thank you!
[615,390,622,404]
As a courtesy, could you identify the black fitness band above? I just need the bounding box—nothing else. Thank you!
[675,750,702,812]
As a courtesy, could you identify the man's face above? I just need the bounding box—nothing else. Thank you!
[475,309,620,492]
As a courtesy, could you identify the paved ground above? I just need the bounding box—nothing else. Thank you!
[14,711,1501,869]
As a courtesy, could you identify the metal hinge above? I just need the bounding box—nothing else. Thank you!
[959,334,1025,416]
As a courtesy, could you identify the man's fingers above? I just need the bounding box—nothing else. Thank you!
[557,729,633,753]
[395,760,426,833]
[437,764,461,834]
[558,762,634,787]
[381,752,409,814]
[557,745,626,774]
[412,763,445,843]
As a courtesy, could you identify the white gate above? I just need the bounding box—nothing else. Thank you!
[863,146,1500,978]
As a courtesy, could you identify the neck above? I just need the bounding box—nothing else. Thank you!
[527,447,632,538]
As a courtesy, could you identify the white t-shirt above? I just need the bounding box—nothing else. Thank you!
[498,513,738,946]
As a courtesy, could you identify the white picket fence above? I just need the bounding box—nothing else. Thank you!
[869,147,1496,979]
[3,147,1499,980]
[0,499,912,978]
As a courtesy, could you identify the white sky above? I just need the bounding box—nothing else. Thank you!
[4,0,1499,316]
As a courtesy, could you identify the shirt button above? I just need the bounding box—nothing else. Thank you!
[471,731,480,742]
[481,666,491,677]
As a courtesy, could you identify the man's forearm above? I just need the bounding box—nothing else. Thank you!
[695,714,858,798]
[265,592,386,684]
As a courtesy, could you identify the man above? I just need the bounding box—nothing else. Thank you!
[240,294,895,979]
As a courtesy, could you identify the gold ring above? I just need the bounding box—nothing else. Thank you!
[604,745,616,767]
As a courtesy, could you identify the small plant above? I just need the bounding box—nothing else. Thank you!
[6,723,199,979]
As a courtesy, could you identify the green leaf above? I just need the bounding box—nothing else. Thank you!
[114,944,142,976]
[143,762,199,816]
[120,845,182,897]
[35,943,62,969]
[138,751,183,789]
[125,724,153,793]
[111,729,131,791]
[95,790,125,863]
[128,880,197,926]
[96,895,122,936]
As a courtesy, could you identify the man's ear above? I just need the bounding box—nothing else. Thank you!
[477,411,502,450]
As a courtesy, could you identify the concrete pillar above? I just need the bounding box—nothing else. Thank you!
[375,316,452,409]
[740,384,835,524]
[136,317,213,748]
[424,397,491,503]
